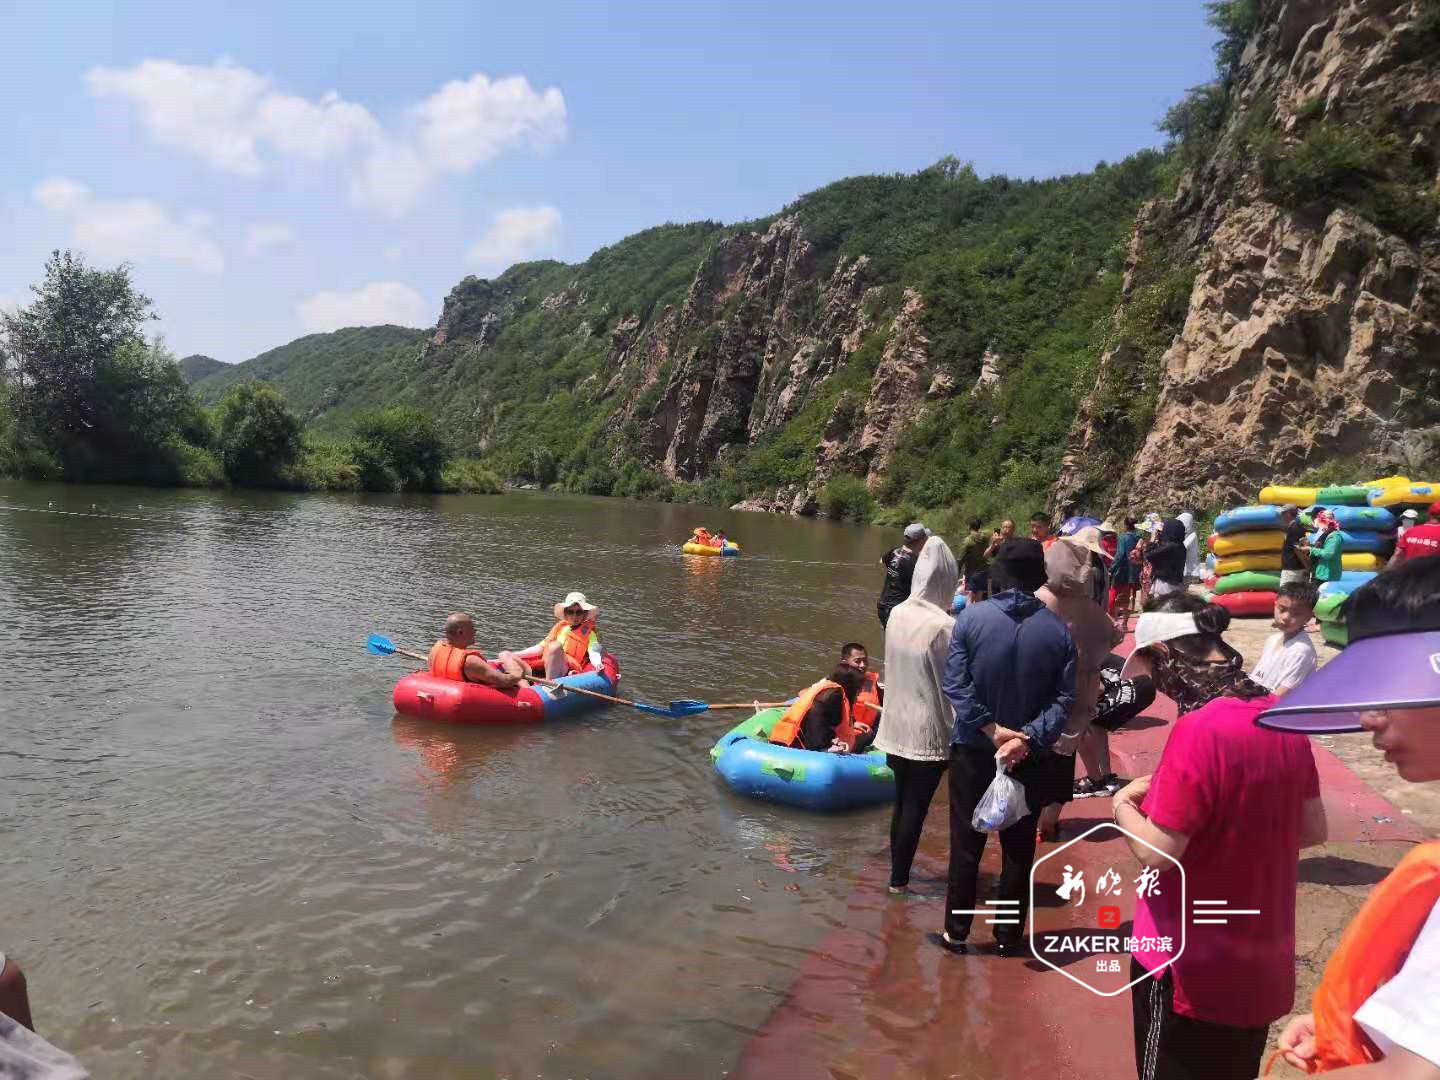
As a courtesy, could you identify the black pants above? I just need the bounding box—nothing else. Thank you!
[1131,959,1268,1080]
[944,744,1038,943]
[886,755,947,888]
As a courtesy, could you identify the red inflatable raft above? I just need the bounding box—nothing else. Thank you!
[1213,591,1277,617]
[393,654,621,725]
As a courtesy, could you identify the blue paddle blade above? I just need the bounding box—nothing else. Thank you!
[367,634,397,656]
[632,701,681,717]
[669,700,711,716]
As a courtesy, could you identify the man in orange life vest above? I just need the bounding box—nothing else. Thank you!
[1258,557,1440,1079]
[428,613,528,689]
[768,643,882,754]
[518,592,604,681]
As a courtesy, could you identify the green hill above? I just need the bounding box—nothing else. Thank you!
[191,325,428,435]
[177,354,227,383]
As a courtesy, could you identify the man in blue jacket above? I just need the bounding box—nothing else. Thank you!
[935,537,1076,956]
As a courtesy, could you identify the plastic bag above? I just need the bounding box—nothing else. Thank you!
[971,755,1029,833]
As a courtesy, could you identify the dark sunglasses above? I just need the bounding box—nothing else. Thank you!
[564,606,585,616]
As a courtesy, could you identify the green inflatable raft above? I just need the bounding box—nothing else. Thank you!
[1212,570,1283,595]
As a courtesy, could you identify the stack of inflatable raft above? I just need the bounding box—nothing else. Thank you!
[1206,478,1404,617]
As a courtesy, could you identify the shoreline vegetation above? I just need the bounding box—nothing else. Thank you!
[0,252,502,497]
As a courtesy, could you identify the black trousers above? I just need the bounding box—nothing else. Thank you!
[944,744,1038,943]
[886,755,947,888]
[1131,959,1268,1080]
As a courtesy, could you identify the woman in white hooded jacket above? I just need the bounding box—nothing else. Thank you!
[873,535,960,893]
[1178,511,1200,582]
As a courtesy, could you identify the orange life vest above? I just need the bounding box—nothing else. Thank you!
[1309,840,1440,1072]
[853,671,881,732]
[768,679,856,750]
[693,530,714,547]
[542,619,599,672]
[428,641,489,682]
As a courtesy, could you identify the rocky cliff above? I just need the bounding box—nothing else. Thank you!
[1055,0,1440,515]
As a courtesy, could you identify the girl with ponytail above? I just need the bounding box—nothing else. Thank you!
[1114,593,1329,1080]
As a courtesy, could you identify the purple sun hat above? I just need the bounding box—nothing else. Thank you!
[1257,570,1440,734]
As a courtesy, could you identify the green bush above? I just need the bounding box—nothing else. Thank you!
[612,460,674,500]
[215,380,302,488]
[352,406,449,491]
[167,438,224,487]
[439,458,503,494]
[289,440,363,491]
[818,474,875,522]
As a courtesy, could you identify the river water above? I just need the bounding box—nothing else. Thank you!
[0,481,902,1079]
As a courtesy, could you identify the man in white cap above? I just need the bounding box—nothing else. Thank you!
[877,524,929,628]
[1398,507,1420,540]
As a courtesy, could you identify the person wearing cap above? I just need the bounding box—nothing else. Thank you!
[1387,500,1440,568]
[1259,558,1440,1079]
[1111,593,1326,1080]
[1397,507,1420,539]
[934,537,1076,955]
[521,592,604,680]
[1308,510,1346,583]
[1279,504,1312,586]
[877,524,929,628]
[1072,525,1115,607]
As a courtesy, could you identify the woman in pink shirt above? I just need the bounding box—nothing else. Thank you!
[1112,594,1328,1080]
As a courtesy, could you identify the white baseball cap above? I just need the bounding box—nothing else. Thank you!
[903,523,930,540]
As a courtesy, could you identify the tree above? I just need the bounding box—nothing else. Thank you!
[216,381,302,487]
[352,406,449,491]
[1,250,154,469]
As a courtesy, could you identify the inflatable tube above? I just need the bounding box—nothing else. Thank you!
[1314,593,1348,623]
[1215,506,1287,534]
[1211,530,1285,556]
[1365,475,1409,490]
[1315,485,1372,506]
[683,541,741,557]
[1302,506,1397,532]
[1213,569,1283,595]
[1259,485,1319,507]
[1213,591,1276,617]
[1318,571,1379,598]
[392,656,621,725]
[1368,483,1439,509]
[1214,552,1282,575]
[1321,621,1349,648]
[1341,552,1386,572]
[1328,530,1395,554]
[710,708,893,811]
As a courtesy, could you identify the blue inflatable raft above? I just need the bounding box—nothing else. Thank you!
[1303,506,1397,532]
[1319,571,1379,598]
[1215,506,1286,534]
[1312,530,1396,554]
[711,708,894,811]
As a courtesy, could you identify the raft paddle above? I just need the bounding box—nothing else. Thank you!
[365,634,710,718]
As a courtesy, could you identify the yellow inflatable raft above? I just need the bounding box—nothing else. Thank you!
[1258,485,1319,507]
[682,541,741,557]
[1211,530,1286,557]
[1216,551,1386,575]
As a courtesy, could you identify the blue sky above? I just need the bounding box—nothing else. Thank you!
[0,1,1218,363]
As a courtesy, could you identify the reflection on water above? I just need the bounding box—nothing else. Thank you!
[1,481,899,1079]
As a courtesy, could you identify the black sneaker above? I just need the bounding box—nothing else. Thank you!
[1073,777,1102,799]
[1100,773,1124,795]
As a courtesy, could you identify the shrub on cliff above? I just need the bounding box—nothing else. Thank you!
[351,406,449,492]
[819,474,875,523]
[439,459,503,494]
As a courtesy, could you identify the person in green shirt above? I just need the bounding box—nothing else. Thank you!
[957,518,992,604]
[1307,510,1345,583]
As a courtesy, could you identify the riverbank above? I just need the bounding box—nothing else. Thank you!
[731,625,1430,1080]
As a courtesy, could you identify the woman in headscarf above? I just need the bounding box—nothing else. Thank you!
[1114,593,1327,1080]
[1177,512,1200,582]
[1306,509,1345,585]
[1145,518,1188,600]
[1034,537,1124,841]
[873,535,960,894]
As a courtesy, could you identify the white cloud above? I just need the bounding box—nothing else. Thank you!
[296,282,431,333]
[0,295,17,317]
[467,206,562,268]
[32,178,223,273]
[34,177,91,211]
[382,244,404,263]
[88,59,567,216]
[245,222,296,255]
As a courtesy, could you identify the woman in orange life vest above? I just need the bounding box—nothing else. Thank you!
[427,613,528,689]
[1256,558,1440,1080]
[691,526,716,548]
[518,591,604,681]
[768,644,882,754]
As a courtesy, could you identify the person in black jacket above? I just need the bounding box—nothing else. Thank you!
[877,523,929,627]
[1145,519,1187,600]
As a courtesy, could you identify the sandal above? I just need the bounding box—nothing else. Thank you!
[1073,776,1102,799]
